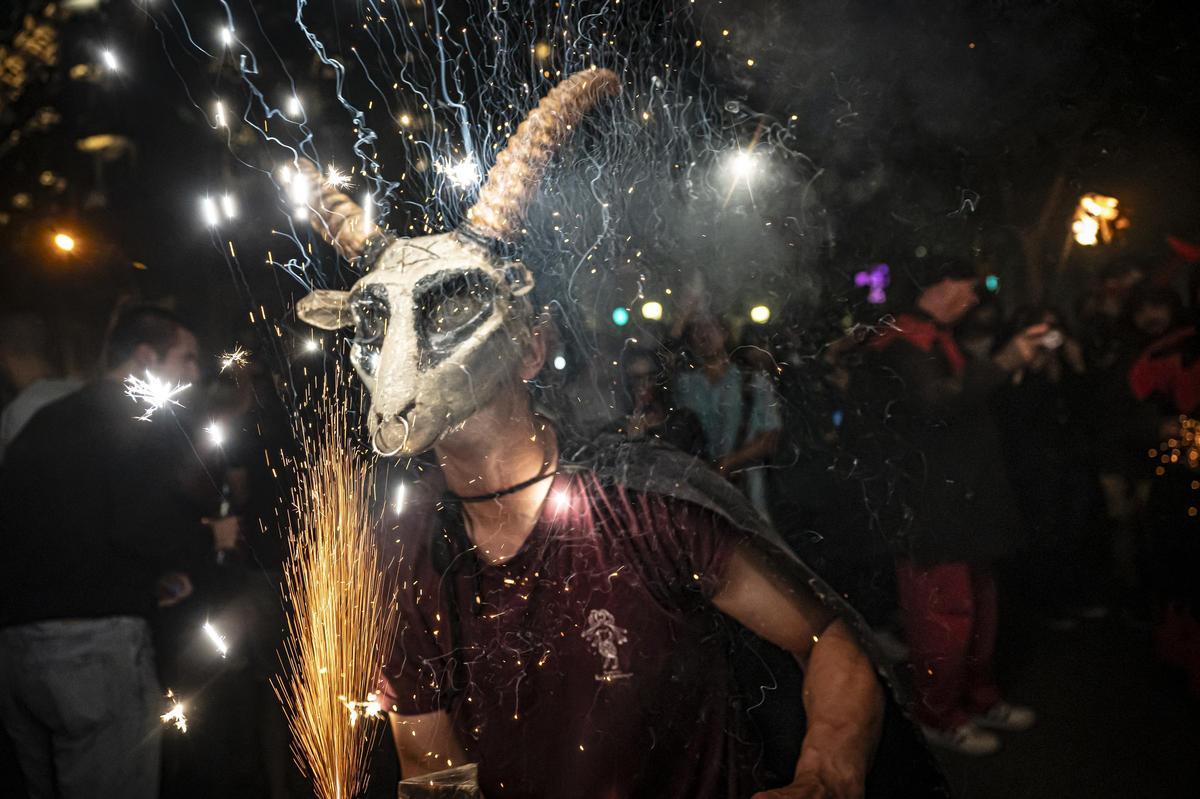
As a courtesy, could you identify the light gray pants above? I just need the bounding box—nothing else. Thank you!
[0,617,162,799]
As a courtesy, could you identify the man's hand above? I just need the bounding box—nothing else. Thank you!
[203,515,241,551]
[156,572,194,607]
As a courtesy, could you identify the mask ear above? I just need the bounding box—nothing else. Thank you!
[296,289,353,330]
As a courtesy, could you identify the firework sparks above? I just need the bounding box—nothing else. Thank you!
[276,400,398,799]
[202,621,230,657]
[124,372,190,422]
[219,345,250,371]
[324,165,352,190]
[205,422,225,448]
[161,690,188,733]
[437,155,481,189]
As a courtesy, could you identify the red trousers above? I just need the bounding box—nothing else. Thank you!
[896,559,1002,729]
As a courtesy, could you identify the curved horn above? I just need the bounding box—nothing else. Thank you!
[294,160,379,259]
[467,68,621,243]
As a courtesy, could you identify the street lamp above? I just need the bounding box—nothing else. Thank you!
[53,232,76,253]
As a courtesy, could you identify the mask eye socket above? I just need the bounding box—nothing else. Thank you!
[349,283,390,376]
[416,270,495,356]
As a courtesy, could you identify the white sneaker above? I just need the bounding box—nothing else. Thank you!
[972,701,1037,732]
[921,722,1001,756]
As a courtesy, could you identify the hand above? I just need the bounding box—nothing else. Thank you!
[203,515,241,551]
[995,323,1051,372]
[156,572,193,608]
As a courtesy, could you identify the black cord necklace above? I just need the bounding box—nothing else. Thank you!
[445,464,556,503]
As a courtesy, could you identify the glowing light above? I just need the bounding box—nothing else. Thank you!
[214,100,227,128]
[220,193,237,220]
[218,346,249,371]
[286,95,303,118]
[749,305,771,324]
[53,232,76,252]
[202,621,229,658]
[728,149,758,181]
[219,26,234,47]
[641,301,663,321]
[304,338,320,353]
[283,166,311,220]
[552,355,567,371]
[985,274,1000,292]
[438,155,481,189]
[552,490,570,513]
[398,113,412,127]
[393,482,407,515]
[534,41,553,61]
[611,307,630,327]
[100,49,119,72]
[854,263,890,304]
[205,422,225,448]
[124,372,190,422]
[200,196,220,227]
[160,691,188,734]
[1072,193,1122,246]
[324,165,351,189]
[361,193,373,231]
[341,693,384,728]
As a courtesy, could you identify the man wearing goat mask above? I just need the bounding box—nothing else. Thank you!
[296,70,934,799]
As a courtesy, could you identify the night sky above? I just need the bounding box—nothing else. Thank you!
[2,0,1199,379]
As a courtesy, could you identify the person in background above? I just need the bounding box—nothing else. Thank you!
[863,257,1043,756]
[0,313,81,465]
[611,346,706,457]
[673,313,782,519]
[995,306,1103,629]
[0,306,240,799]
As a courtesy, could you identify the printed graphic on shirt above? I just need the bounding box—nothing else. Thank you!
[581,608,631,681]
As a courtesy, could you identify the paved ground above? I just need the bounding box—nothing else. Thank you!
[935,616,1200,799]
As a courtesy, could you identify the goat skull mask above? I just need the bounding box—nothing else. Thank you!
[295,69,620,456]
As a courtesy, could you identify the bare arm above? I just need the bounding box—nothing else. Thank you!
[388,710,470,779]
[712,542,883,799]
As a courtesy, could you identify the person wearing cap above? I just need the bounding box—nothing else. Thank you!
[862,257,1047,756]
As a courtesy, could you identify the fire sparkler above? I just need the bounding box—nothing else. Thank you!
[1071,193,1124,246]
[161,690,188,733]
[276,401,398,799]
[124,372,190,422]
[218,345,250,371]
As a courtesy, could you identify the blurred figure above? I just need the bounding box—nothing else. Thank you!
[863,258,1044,756]
[611,346,705,456]
[0,306,239,799]
[0,313,81,465]
[995,306,1102,628]
[1127,275,1200,697]
[673,313,782,518]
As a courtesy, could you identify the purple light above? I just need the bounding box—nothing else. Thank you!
[855,263,890,304]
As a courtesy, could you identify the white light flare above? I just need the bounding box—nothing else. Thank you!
[438,156,481,189]
[205,422,225,448]
[283,166,311,221]
[200,196,220,227]
[727,149,758,182]
[220,193,237,220]
[285,95,303,118]
[393,482,407,515]
[218,26,234,47]
[552,355,567,371]
[214,100,227,128]
[202,621,229,658]
[303,338,320,353]
[124,372,190,422]
[324,165,351,190]
[361,192,374,231]
[218,346,249,372]
[641,301,664,321]
[100,48,119,72]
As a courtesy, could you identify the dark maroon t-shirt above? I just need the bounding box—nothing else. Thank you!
[380,468,755,798]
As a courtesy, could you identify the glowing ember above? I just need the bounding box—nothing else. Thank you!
[124,372,190,422]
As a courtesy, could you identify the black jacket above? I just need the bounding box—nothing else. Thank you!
[0,380,211,626]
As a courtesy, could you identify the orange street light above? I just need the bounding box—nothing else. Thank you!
[53,232,76,253]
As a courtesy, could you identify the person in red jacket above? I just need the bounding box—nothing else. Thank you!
[863,257,1047,756]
